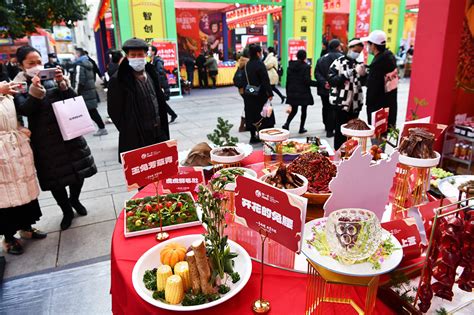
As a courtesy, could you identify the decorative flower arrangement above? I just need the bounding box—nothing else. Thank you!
[196,172,239,282]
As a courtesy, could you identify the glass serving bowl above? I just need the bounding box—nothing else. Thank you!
[325,208,382,264]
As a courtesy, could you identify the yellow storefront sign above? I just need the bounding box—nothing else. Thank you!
[130,0,165,43]
[294,0,315,60]
[383,0,400,53]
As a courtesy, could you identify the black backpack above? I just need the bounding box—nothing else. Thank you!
[233,68,246,88]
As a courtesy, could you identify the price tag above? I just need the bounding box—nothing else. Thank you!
[120,140,179,190]
[234,176,307,253]
[161,167,205,194]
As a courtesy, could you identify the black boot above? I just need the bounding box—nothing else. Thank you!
[70,199,88,216]
[60,203,74,230]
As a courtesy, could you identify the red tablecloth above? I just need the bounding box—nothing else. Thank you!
[110,182,397,314]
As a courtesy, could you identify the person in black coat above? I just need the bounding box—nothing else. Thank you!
[283,50,317,134]
[363,30,398,131]
[72,48,107,136]
[242,44,274,144]
[314,39,343,137]
[14,46,97,231]
[195,52,208,88]
[150,46,177,123]
[107,38,170,162]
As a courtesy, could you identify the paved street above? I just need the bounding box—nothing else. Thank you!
[1,80,410,280]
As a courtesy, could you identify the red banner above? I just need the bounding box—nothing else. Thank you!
[382,218,422,260]
[121,140,179,190]
[161,167,204,195]
[355,0,371,62]
[176,9,201,56]
[288,39,307,61]
[234,176,307,253]
[355,0,371,38]
[371,107,390,135]
[152,41,178,74]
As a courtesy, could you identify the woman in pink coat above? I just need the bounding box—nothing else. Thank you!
[0,81,46,255]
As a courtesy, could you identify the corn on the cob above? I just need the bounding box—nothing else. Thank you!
[156,265,172,291]
[165,275,184,304]
[174,261,191,291]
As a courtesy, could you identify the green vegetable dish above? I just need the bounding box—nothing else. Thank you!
[125,193,199,232]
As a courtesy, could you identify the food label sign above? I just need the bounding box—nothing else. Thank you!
[161,167,205,194]
[382,217,421,260]
[234,176,307,253]
[371,107,389,135]
[121,140,178,190]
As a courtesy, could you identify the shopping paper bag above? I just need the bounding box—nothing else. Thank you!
[52,96,95,141]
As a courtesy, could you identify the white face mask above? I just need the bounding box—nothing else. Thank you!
[347,50,360,60]
[128,57,146,72]
[25,65,44,78]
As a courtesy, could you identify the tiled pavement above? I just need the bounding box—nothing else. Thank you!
[0,80,411,279]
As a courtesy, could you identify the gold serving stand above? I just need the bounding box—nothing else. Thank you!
[305,260,379,315]
[391,163,432,220]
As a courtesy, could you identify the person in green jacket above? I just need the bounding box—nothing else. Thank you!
[204,54,218,89]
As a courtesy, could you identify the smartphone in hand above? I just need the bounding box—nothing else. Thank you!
[38,68,57,81]
[13,82,28,93]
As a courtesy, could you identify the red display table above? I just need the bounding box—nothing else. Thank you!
[109,149,397,314]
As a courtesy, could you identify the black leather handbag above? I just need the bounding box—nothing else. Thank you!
[244,64,260,96]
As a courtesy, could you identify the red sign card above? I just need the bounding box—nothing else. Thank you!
[161,167,205,194]
[371,107,390,135]
[382,218,422,260]
[152,41,178,75]
[121,140,179,190]
[288,39,307,61]
[399,122,447,144]
[234,176,307,253]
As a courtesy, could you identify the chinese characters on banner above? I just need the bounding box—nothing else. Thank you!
[294,0,315,60]
[130,0,165,43]
[355,0,371,38]
[176,9,201,56]
[152,41,179,84]
[381,218,421,260]
[371,107,390,135]
[234,176,307,253]
[161,167,205,195]
[323,0,341,10]
[383,0,400,53]
[288,39,307,61]
[121,140,179,190]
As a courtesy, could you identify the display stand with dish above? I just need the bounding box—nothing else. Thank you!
[392,128,441,220]
[259,128,290,171]
[302,209,403,315]
[340,119,375,156]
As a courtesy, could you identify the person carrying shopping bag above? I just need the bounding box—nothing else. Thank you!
[14,46,97,231]
[242,44,274,144]
[0,80,46,255]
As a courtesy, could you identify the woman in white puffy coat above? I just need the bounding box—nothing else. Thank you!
[0,81,46,255]
[264,47,286,104]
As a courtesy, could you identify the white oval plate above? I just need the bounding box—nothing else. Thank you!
[341,124,375,137]
[398,151,440,168]
[302,218,403,277]
[437,175,474,199]
[179,143,253,167]
[132,234,252,311]
[215,167,257,191]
